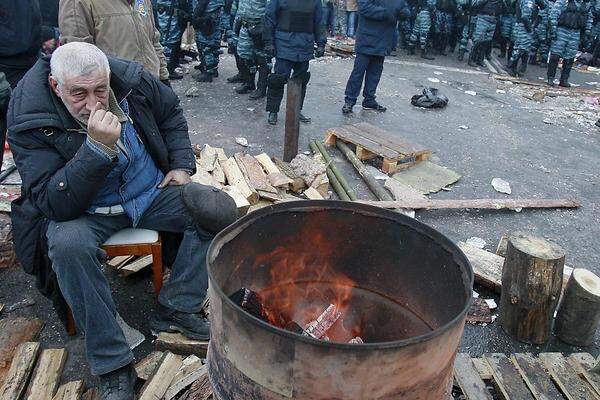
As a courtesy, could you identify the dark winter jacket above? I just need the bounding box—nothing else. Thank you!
[6,55,195,322]
[355,0,411,56]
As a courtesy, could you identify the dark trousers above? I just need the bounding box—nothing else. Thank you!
[46,185,214,375]
[274,58,309,78]
[344,52,385,106]
[0,65,31,168]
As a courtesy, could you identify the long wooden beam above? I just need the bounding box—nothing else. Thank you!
[359,198,580,210]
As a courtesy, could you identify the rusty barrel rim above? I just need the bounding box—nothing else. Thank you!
[207,200,474,350]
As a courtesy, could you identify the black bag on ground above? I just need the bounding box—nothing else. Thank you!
[411,87,449,108]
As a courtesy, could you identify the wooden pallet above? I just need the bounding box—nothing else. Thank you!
[454,352,600,400]
[325,122,431,173]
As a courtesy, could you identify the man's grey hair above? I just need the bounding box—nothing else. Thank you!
[50,42,111,85]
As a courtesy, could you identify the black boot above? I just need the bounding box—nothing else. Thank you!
[529,52,539,65]
[249,60,269,100]
[421,47,435,60]
[342,102,354,114]
[98,364,136,400]
[484,41,491,61]
[468,43,480,67]
[151,304,210,340]
[498,38,507,58]
[477,41,487,66]
[458,49,465,61]
[167,45,184,80]
[559,58,573,88]
[547,53,560,86]
[266,73,287,125]
[439,35,448,56]
[193,70,213,82]
[227,55,244,83]
[507,42,514,61]
[517,52,528,76]
[236,59,255,94]
[507,54,519,76]
[298,71,312,123]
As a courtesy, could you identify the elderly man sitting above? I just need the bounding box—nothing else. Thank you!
[7,42,236,400]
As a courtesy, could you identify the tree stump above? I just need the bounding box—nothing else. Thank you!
[555,269,600,346]
[499,232,565,344]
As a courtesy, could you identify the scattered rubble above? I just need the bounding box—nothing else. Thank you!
[491,178,512,195]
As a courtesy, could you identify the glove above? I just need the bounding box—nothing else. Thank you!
[264,42,275,58]
[315,44,325,58]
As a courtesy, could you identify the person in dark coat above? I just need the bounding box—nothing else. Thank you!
[342,0,410,114]
[7,42,236,400]
[264,0,327,125]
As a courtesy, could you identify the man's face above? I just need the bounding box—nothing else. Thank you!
[49,69,110,125]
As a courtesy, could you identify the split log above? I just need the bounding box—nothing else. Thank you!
[304,304,341,339]
[138,352,183,400]
[191,168,221,188]
[214,147,228,162]
[0,342,40,400]
[222,185,251,215]
[119,255,153,277]
[51,380,84,400]
[212,162,226,185]
[496,235,509,257]
[304,187,324,200]
[310,173,330,198]
[273,157,306,193]
[220,157,259,204]
[164,356,206,400]
[255,153,293,189]
[198,144,218,172]
[0,318,44,387]
[135,351,164,381]
[26,348,68,400]
[289,154,327,187]
[179,370,212,400]
[499,232,565,344]
[554,269,600,346]
[155,333,209,358]
[359,198,580,211]
[336,141,393,201]
[234,153,277,194]
[255,153,280,174]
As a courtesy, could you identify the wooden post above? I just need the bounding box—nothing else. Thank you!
[283,77,301,162]
[555,269,600,346]
[499,232,565,344]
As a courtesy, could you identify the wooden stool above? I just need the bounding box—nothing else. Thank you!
[66,228,163,336]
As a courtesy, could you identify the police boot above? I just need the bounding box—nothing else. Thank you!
[458,49,465,61]
[439,36,448,56]
[476,42,487,66]
[421,47,435,60]
[266,73,287,125]
[518,52,528,76]
[167,46,184,80]
[468,43,480,67]
[298,71,312,123]
[507,55,519,77]
[227,55,245,83]
[249,62,269,100]
[235,60,255,94]
[484,41,492,61]
[498,38,507,58]
[546,53,560,86]
[559,58,574,88]
[529,52,539,66]
[407,45,416,55]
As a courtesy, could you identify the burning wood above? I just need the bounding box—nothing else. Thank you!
[349,337,363,344]
[303,304,341,339]
[229,288,286,327]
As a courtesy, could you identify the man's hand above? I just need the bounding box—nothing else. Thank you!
[88,102,121,148]
[158,170,192,188]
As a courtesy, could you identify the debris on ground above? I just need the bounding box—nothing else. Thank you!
[467,297,493,324]
[411,87,449,109]
[491,178,512,195]
[185,86,201,97]
[392,161,461,194]
[464,90,477,96]
[234,137,249,147]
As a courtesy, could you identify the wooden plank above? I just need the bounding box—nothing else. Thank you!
[139,352,183,400]
[119,255,153,277]
[360,198,580,211]
[304,187,324,200]
[255,153,280,175]
[0,319,43,388]
[198,144,218,172]
[222,185,251,215]
[26,348,68,400]
[539,352,600,400]
[234,153,277,194]
[191,168,220,188]
[106,255,133,269]
[283,77,301,162]
[135,351,164,381]
[155,332,209,358]
[511,353,564,400]
[164,356,206,400]
[454,353,493,400]
[472,358,493,380]
[214,147,228,162]
[211,161,226,184]
[273,157,306,193]
[220,157,259,204]
[353,122,431,156]
[51,380,84,400]
[0,342,41,400]
[458,242,503,293]
[568,353,600,397]
[483,353,535,400]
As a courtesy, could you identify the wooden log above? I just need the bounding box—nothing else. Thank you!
[135,351,164,381]
[191,168,221,188]
[211,161,226,184]
[214,147,228,162]
[336,141,393,201]
[234,153,277,194]
[164,356,206,400]
[222,185,251,215]
[511,353,564,400]
[155,332,209,358]
[220,157,259,204]
[139,352,183,400]
[310,173,330,198]
[283,77,301,162]
[453,354,493,400]
[0,342,41,400]
[273,157,306,193]
[254,153,292,189]
[198,144,218,172]
[179,371,212,400]
[267,172,293,189]
[0,318,44,387]
[304,187,324,200]
[554,269,600,346]
[359,198,581,210]
[539,352,600,400]
[26,348,68,400]
[119,255,153,277]
[458,242,503,293]
[499,233,565,344]
[51,380,84,400]
[254,153,280,175]
[313,140,357,201]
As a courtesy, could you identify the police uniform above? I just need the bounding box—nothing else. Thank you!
[192,0,225,81]
[508,0,543,75]
[468,0,502,66]
[547,0,592,85]
[434,0,457,54]
[264,0,326,125]
[498,0,517,58]
[155,0,190,78]
[530,0,549,64]
[409,0,437,58]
